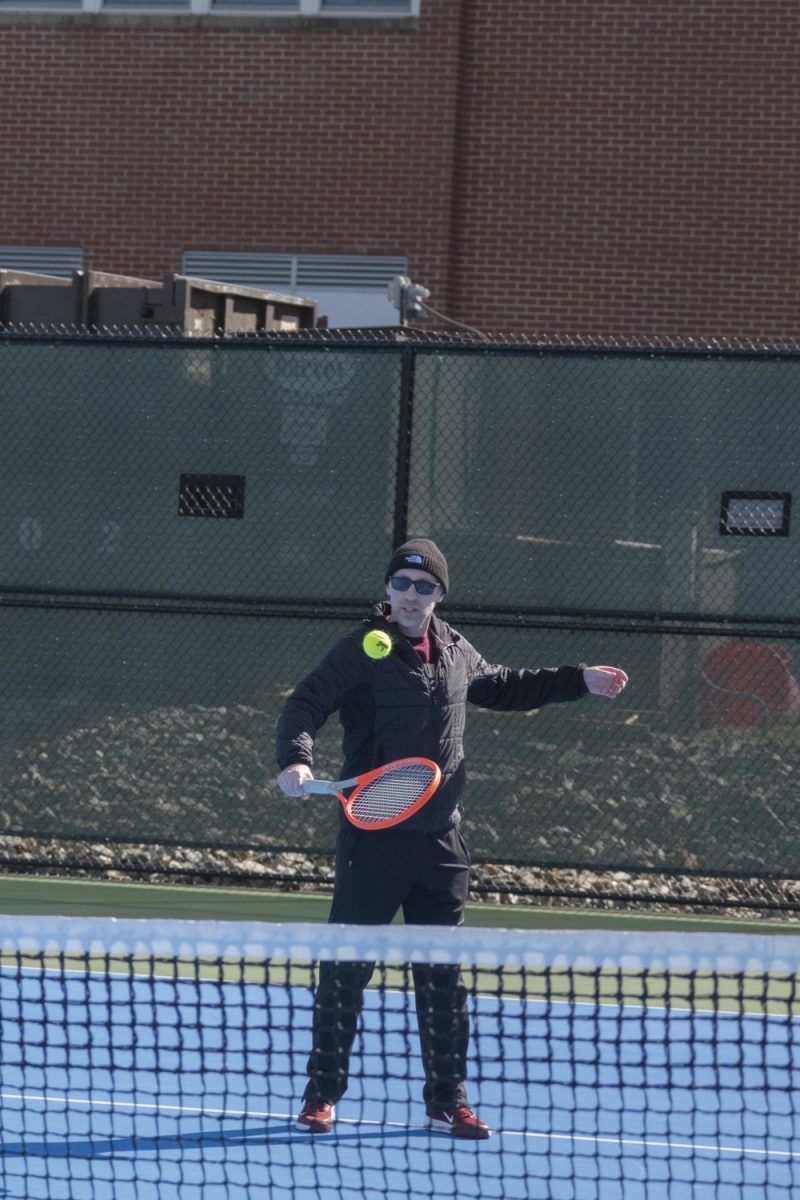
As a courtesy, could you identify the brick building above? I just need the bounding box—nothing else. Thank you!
[0,0,797,336]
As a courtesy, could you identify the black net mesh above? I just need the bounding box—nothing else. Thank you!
[0,917,798,1199]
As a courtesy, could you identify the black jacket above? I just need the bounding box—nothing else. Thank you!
[275,603,588,832]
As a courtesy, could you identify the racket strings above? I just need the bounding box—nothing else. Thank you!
[349,763,437,824]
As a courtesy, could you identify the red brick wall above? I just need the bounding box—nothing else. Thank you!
[0,4,463,297]
[451,0,800,337]
[1,0,798,337]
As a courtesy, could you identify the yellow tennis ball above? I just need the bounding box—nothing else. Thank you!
[362,629,393,660]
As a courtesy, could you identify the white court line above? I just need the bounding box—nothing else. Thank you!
[0,1091,292,1120]
[1,1091,798,1160]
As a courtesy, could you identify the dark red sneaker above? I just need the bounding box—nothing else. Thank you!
[428,1105,491,1140]
[296,1095,335,1133]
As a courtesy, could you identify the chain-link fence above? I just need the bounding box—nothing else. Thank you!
[1,326,800,906]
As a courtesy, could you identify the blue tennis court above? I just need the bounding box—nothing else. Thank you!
[0,947,798,1200]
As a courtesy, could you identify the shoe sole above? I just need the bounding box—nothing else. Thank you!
[297,1115,334,1133]
[428,1119,491,1140]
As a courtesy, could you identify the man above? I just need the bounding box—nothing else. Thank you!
[276,538,627,1139]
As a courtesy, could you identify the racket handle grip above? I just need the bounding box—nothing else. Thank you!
[303,777,358,795]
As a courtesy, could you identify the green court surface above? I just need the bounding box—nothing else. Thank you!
[0,873,799,936]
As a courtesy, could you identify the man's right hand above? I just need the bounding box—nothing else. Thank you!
[276,763,315,797]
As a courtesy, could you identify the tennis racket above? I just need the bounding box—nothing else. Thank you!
[303,757,441,830]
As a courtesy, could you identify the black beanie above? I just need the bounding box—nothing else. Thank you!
[385,538,449,594]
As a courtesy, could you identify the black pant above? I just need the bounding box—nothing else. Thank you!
[305,824,470,1113]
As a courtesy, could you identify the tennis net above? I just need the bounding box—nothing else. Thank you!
[0,916,798,1199]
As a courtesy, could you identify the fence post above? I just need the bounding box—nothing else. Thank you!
[392,343,417,548]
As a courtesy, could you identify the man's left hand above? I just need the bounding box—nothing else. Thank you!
[583,665,628,698]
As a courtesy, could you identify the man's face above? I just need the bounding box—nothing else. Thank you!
[385,569,442,638]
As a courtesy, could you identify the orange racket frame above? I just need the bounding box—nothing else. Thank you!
[303,757,441,830]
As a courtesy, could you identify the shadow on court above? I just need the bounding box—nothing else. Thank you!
[0,1121,448,1160]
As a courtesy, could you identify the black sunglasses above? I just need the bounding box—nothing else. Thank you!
[388,576,439,596]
